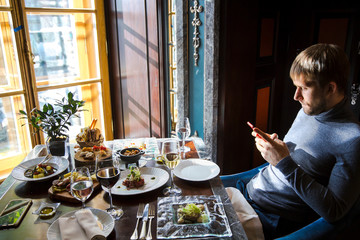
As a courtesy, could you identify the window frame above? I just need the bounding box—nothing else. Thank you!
[0,0,112,177]
[15,0,113,145]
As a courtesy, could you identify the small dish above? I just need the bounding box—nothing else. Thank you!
[157,195,232,239]
[33,202,60,219]
[116,147,145,164]
[39,206,56,218]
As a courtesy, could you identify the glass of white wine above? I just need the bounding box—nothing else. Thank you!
[70,167,93,208]
[176,117,191,153]
[162,139,182,196]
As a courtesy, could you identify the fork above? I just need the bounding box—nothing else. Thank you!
[130,203,144,239]
[146,205,155,240]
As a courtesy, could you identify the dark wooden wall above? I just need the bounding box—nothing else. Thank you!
[218,1,259,174]
[218,0,360,174]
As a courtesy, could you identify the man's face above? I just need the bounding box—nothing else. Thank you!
[292,74,328,115]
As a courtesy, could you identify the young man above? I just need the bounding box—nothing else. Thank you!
[246,43,360,238]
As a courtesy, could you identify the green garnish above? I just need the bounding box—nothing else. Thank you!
[177,203,208,224]
[127,166,141,181]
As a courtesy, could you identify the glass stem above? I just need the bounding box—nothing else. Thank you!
[170,170,175,189]
[182,139,185,150]
[108,188,113,209]
[82,200,86,208]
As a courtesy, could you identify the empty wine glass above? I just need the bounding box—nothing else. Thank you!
[70,167,93,208]
[162,139,182,196]
[176,117,191,152]
[95,155,123,220]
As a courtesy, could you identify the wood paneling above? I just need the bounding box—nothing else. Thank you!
[218,1,360,174]
[146,0,161,138]
[218,1,258,174]
[104,0,166,139]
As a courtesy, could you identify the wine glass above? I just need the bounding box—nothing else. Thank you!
[95,156,123,220]
[176,117,191,152]
[70,167,93,208]
[162,139,182,196]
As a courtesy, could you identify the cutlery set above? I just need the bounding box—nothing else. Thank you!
[131,203,155,240]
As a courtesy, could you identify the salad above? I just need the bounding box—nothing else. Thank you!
[177,203,209,224]
[122,167,145,189]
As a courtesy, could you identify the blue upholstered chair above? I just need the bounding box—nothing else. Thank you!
[220,163,360,240]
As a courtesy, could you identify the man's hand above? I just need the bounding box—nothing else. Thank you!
[252,128,290,166]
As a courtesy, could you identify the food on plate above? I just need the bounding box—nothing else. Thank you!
[79,151,95,160]
[93,145,107,152]
[77,127,102,142]
[177,203,209,224]
[122,149,140,156]
[51,172,97,193]
[76,119,104,148]
[24,163,57,179]
[82,147,93,152]
[122,167,145,189]
[77,146,109,160]
[99,150,107,157]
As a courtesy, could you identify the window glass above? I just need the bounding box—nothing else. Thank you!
[25,0,94,9]
[37,83,104,142]
[0,0,9,7]
[0,11,22,93]
[27,13,99,86]
[0,95,30,157]
[0,95,31,178]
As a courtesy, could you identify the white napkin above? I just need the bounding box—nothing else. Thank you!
[59,209,106,240]
[226,187,265,240]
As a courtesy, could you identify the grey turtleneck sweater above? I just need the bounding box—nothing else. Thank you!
[247,99,360,223]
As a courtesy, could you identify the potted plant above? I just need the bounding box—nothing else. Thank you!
[19,92,85,156]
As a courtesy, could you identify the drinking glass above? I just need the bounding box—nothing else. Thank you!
[70,167,93,208]
[162,139,182,196]
[176,117,191,152]
[95,156,123,220]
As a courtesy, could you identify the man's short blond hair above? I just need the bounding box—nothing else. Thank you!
[290,43,350,94]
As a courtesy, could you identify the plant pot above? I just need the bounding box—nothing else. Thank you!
[47,137,69,157]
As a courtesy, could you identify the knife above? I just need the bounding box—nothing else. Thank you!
[139,203,149,239]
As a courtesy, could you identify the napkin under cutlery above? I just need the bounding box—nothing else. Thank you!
[59,209,105,240]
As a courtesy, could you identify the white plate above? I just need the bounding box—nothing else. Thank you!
[11,156,69,182]
[104,167,169,196]
[173,159,220,182]
[47,208,114,240]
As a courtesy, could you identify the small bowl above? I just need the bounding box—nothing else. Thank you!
[117,147,145,164]
[33,202,60,219]
[39,206,56,219]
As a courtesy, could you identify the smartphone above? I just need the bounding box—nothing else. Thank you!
[0,199,32,229]
[247,122,267,142]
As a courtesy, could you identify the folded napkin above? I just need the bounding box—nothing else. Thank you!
[226,187,265,240]
[59,209,106,240]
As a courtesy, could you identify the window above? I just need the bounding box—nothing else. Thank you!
[0,0,112,178]
[167,0,177,133]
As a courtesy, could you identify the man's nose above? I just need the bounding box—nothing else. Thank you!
[294,88,302,101]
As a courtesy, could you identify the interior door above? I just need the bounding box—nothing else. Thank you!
[104,0,166,139]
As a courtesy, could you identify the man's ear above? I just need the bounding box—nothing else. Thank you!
[327,81,337,95]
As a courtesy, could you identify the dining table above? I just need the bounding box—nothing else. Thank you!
[0,137,247,240]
